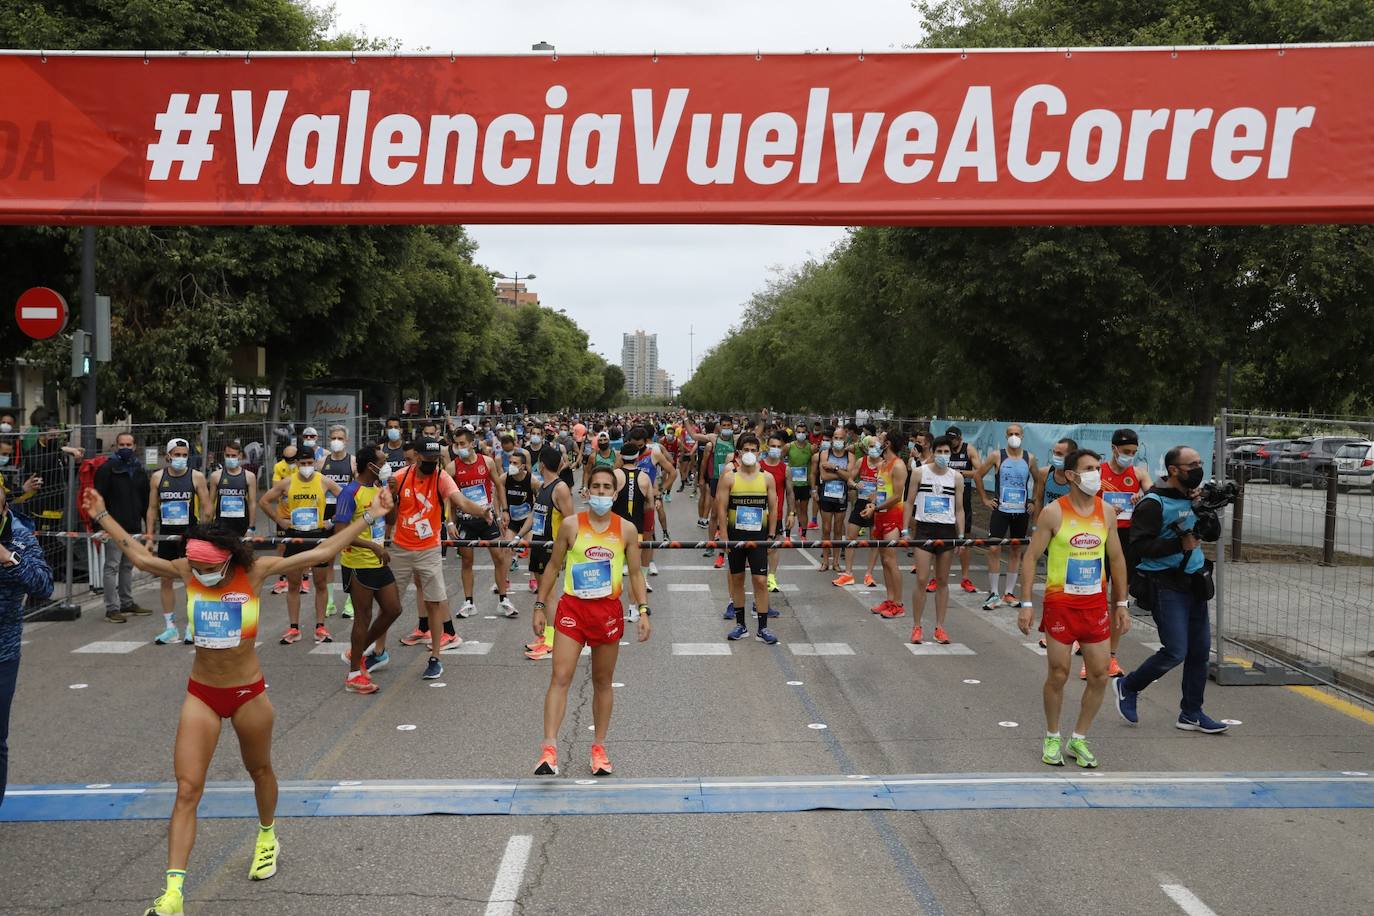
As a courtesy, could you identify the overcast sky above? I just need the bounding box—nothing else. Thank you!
[330,0,923,383]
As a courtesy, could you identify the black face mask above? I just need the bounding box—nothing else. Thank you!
[1179,466,1205,490]
[419,459,439,474]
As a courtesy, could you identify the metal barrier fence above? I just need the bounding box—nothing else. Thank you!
[1215,410,1374,700]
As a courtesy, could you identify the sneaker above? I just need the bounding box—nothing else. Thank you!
[525,641,552,660]
[1065,736,1098,768]
[1042,735,1065,766]
[808,519,819,530]
[1176,712,1229,734]
[499,597,519,618]
[723,602,737,620]
[325,596,337,617]
[981,593,1001,610]
[345,671,379,694]
[271,578,288,595]
[863,574,878,588]
[279,626,301,645]
[249,831,280,880]
[756,628,779,645]
[926,578,937,593]
[422,656,444,680]
[1107,656,1124,678]
[1003,592,1017,606]
[933,626,950,644]
[767,573,779,593]
[871,599,893,615]
[879,603,906,619]
[664,491,672,504]
[832,572,855,587]
[1113,678,1139,725]
[314,625,333,645]
[364,650,391,673]
[534,743,559,776]
[439,632,464,652]
[713,554,725,569]
[104,609,127,624]
[767,606,780,618]
[528,577,539,593]
[644,581,653,594]
[183,632,193,645]
[590,743,614,776]
[299,580,311,595]
[1073,641,1082,656]
[1038,638,1048,649]
[648,561,659,576]
[341,597,354,620]
[457,599,475,619]
[121,604,153,616]
[727,624,749,641]
[910,625,922,644]
[1079,664,1088,681]
[399,627,429,647]
[154,626,180,645]
[960,578,977,593]
[144,889,184,915]
[696,518,708,529]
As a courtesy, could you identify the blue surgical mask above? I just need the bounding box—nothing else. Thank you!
[457,447,472,460]
[868,445,882,459]
[767,447,782,460]
[589,495,614,516]
[1051,455,1065,470]
[0,455,9,467]
[387,428,401,442]
[170,456,188,471]
[934,453,950,469]
[224,456,240,470]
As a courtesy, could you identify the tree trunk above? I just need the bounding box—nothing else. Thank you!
[265,361,288,427]
[1190,355,1221,426]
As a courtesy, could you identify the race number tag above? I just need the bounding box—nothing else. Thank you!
[325,491,338,506]
[734,506,764,532]
[1102,491,1134,519]
[1065,557,1104,595]
[822,479,846,501]
[999,484,1027,513]
[413,517,434,540]
[531,505,548,537]
[290,507,319,530]
[790,466,807,482]
[160,500,190,526]
[370,518,387,542]
[509,502,531,521]
[922,494,954,519]
[461,483,490,508]
[570,559,613,599]
[218,495,246,519]
[856,479,878,501]
[191,599,242,649]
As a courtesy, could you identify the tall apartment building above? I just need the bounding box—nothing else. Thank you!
[621,330,660,398]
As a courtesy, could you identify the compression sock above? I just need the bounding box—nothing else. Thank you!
[443,620,456,636]
[1006,572,1019,595]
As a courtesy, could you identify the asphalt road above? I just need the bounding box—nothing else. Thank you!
[3,488,1373,916]
[1235,479,1373,557]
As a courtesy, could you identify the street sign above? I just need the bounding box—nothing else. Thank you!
[15,286,68,339]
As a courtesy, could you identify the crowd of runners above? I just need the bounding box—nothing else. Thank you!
[40,408,1224,915]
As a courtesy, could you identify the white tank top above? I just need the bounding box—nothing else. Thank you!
[914,466,960,525]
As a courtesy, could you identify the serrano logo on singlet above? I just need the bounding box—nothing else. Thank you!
[1069,532,1103,549]
[584,546,614,561]
[222,591,250,604]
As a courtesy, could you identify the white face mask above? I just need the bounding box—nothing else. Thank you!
[298,465,316,480]
[796,431,806,441]
[1115,451,1136,468]
[832,439,845,451]
[868,445,882,459]
[1007,435,1023,449]
[1075,470,1102,495]
[192,562,227,588]
[767,447,782,460]
[739,451,758,467]
[0,423,11,433]
[302,438,317,447]
[375,462,392,482]
[330,439,346,453]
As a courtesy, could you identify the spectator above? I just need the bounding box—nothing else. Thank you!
[0,478,55,806]
[0,439,40,507]
[24,425,84,586]
[93,431,151,623]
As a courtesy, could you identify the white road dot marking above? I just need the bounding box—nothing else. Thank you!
[612,682,625,688]
[396,724,417,731]
[575,779,596,785]
[85,783,111,789]
[338,780,363,786]
[1342,771,1369,777]
[69,683,88,689]
[429,682,447,688]
[845,775,871,780]
[963,679,981,684]
[786,680,804,686]
[484,615,498,619]
[588,725,595,730]
[1220,719,1243,725]
[998,721,1019,728]
[807,723,828,730]
[619,641,629,646]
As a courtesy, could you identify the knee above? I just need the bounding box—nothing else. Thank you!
[174,776,205,808]
[549,668,575,690]
[1045,666,1070,688]
[1157,645,1187,668]
[592,670,615,691]
[245,760,275,784]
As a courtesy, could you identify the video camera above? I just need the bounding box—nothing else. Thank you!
[1170,479,1238,543]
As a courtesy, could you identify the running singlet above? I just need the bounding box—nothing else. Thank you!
[854,457,881,505]
[592,449,616,470]
[564,512,625,600]
[215,468,249,521]
[450,456,494,514]
[1099,461,1142,528]
[1044,496,1109,606]
[761,460,787,516]
[334,481,385,569]
[787,442,813,488]
[727,470,769,539]
[636,448,658,484]
[285,473,326,531]
[712,436,734,480]
[996,450,1031,515]
[321,453,353,506]
[612,467,647,529]
[1043,470,1073,506]
[915,466,960,524]
[820,448,849,502]
[383,445,407,474]
[947,442,972,475]
[158,470,198,528]
[530,477,564,540]
[185,564,259,649]
[505,473,533,524]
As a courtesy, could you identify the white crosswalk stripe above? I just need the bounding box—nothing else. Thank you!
[906,643,976,656]
[72,640,147,654]
[672,643,732,656]
[789,643,855,656]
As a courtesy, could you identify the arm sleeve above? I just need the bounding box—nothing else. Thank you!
[0,531,55,599]
[1129,497,1178,559]
[332,481,360,526]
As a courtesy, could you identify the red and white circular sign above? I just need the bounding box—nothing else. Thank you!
[15,287,69,339]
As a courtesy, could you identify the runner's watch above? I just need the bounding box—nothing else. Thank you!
[638,604,651,617]
[1018,601,1034,609]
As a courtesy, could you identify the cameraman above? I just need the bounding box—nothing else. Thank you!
[1113,446,1231,734]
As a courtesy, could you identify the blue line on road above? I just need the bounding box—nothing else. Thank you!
[4,772,1370,823]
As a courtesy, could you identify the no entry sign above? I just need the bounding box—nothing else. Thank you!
[15,287,69,339]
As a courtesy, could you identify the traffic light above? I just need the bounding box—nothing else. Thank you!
[71,328,90,378]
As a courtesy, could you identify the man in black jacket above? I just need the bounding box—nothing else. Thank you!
[93,431,150,623]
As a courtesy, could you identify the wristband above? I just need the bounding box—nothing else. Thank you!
[1115,601,1130,607]
[533,601,546,611]
[638,604,651,616]
[92,510,110,525]
[1018,601,1034,609]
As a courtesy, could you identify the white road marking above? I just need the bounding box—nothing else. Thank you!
[906,643,976,656]
[789,642,855,656]
[1160,883,1220,916]
[445,641,494,656]
[667,583,710,592]
[72,640,146,654]
[484,833,535,916]
[672,643,731,656]
[308,643,344,655]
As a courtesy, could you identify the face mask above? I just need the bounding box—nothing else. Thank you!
[303,438,317,447]
[796,431,806,441]
[116,447,135,462]
[588,494,614,516]
[192,563,228,588]
[330,439,346,453]
[0,423,11,433]
[457,447,472,460]
[511,465,525,477]
[908,441,917,453]
[720,429,733,439]
[419,459,438,474]
[387,428,401,442]
[1115,451,1136,468]
[529,436,543,447]
[1075,470,1101,495]
[934,453,950,468]
[224,456,240,470]
[1051,455,1065,470]
[832,439,845,451]
[1180,466,1205,489]
[298,465,316,480]
[170,457,188,471]
[0,455,9,467]
[1008,435,1023,449]
[868,445,882,459]
[739,451,758,467]
[375,462,393,482]
[767,447,782,460]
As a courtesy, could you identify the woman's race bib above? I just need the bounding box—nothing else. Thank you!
[192,598,243,649]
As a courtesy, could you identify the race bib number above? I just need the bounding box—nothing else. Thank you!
[192,599,242,649]
[461,483,490,508]
[290,506,319,530]
[570,559,613,599]
[531,506,548,537]
[509,502,531,521]
[325,491,338,506]
[160,500,190,526]
[856,479,877,502]
[734,506,764,532]
[790,466,807,482]
[370,518,387,542]
[999,484,1027,513]
[922,494,954,519]
[218,495,246,519]
[822,479,846,501]
[1102,490,1134,519]
[1065,557,1104,595]
[413,517,434,540]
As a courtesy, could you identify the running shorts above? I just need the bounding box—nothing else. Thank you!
[554,593,624,647]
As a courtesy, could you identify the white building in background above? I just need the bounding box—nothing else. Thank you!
[622,330,656,397]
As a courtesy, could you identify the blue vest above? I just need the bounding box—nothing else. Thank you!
[1136,492,1205,575]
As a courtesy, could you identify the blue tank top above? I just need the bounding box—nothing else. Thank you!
[996,450,1031,515]
[636,449,657,484]
[1043,469,1072,506]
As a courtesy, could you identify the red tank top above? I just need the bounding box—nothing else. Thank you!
[1099,460,1142,529]
[450,454,494,507]
[761,459,787,498]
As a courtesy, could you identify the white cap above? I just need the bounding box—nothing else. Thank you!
[302,426,319,436]
[166,437,189,452]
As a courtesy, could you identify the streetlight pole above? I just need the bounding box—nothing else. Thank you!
[494,271,536,307]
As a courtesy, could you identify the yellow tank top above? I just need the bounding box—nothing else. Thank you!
[285,472,326,531]
[727,469,769,535]
[1045,495,1108,606]
[341,483,386,569]
[563,512,625,600]
[273,460,292,518]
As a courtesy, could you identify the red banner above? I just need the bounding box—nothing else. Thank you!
[1,47,1372,225]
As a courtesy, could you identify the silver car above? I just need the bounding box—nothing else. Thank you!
[1335,441,1374,491]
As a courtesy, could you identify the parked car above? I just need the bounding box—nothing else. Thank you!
[1335,441,1374,491]
[1229,438,1292,481]
[1273,436,1368,487]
